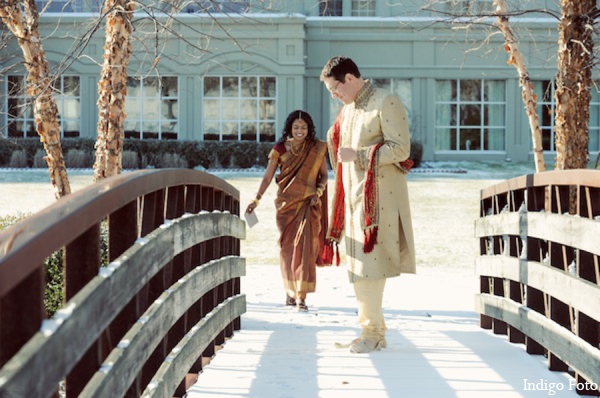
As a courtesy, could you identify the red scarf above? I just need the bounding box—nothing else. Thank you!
[321,111,413,265]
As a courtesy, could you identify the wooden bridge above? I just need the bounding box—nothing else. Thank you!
[0,169,598,397]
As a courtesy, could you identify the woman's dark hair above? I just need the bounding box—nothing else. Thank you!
[320,56,361,83]
[278,110,317,144]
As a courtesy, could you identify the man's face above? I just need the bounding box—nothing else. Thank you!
[323,75,352,105]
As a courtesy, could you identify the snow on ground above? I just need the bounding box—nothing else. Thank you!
[0,162,583,397]
[187,265,579,398]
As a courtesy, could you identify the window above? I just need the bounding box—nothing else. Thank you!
[351,0,375,17]
[185,0,249,14]
[533,80,556,151]
[328,79,412,127]
[6,75,80,138]
[35,0,101,13]
[535,80,600,153]
[203,76,276,142]
[53,76,81,138]
[124,76,178,140]
[590,85,600,152]
[319,0,342,16]
[446,0,494,15]
[435,79,506,151]
[6,76,36,138]
[372,78,412,119]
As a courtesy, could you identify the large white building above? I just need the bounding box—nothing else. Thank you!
[1,0,597,163]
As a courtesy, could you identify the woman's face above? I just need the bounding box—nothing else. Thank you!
[291,119,309,142]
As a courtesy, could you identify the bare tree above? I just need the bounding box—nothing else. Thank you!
[554,0,595,171]
[421,0,598,173]
[2,0,267,186]
[93,0,136,181]
[0,0,71,198]
[493,0,546,172]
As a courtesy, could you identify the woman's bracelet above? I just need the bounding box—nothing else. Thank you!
[251,198,260,206]
[317,183,327,197]
[316,185,325,198]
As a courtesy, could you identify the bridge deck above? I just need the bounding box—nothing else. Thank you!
[187,265,579,398]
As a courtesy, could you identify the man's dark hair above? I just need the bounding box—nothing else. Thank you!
[320,56,361,82]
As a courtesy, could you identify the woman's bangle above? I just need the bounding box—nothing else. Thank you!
[255,192,263,200]
[251,198,260,206]
[316,183,326,198]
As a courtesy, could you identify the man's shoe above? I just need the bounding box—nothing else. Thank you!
[349,338,386,353]
[335,337,387,349]
[334,338,361,349]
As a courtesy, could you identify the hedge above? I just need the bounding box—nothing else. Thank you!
[0,137,423,169]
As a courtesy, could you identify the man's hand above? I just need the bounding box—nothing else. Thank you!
[338,147,357,163]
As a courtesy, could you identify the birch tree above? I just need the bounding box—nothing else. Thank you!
[421,0,600,173]
[93,0,136,181]
[553,0,595,171]
[493,0,546,172]
[0,0,71,198]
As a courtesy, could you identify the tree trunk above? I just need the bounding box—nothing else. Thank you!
[0,0,71,198]
[94,0,135,181]
[555,0,595,214]
[493,0,545,173]
[554,0,595,171]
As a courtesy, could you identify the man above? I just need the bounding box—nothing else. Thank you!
[320,56,416,353]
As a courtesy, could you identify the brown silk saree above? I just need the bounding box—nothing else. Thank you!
[272,139,328,299]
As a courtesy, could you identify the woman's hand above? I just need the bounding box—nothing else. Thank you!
[246,201,257,213]
[309,194,319,206]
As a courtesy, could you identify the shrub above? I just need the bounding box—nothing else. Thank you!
[44,249,64,317]
[1,137,282,170]
[256,143,273,167]
[158,153,187,168]
[187,142,215,169]
[33,149,47,168]
[0,212,31,232]
[234,142,259,168]
[65,149,93,168]
[9,150,28,168]
[410,140,423,168]
[216,143,233,168]
[0,213,109,318]
[122,150,140,169]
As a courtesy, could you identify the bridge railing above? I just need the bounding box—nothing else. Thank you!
[475,169,600,395]
[0,169,246,398]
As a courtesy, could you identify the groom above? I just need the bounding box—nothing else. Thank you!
[320,56,416,353]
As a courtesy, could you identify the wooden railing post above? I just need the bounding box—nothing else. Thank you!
[0,268,45,366]
[0,169,245,398]
[64,223,102,397]
[477,170,600,393]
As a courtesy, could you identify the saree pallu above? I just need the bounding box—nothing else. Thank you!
[274,140,328,298]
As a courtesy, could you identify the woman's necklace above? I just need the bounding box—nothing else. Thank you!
[290,140,305,156]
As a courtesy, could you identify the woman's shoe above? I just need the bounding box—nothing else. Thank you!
[286,295,296,306]
[296,300,308,312]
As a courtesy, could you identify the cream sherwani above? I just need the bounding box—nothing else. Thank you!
[328,81,416,283]
[327,81,416,342]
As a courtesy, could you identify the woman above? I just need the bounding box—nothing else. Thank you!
[246,110,329,312]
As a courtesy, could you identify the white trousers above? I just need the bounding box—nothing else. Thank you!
[353,278,387,341]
